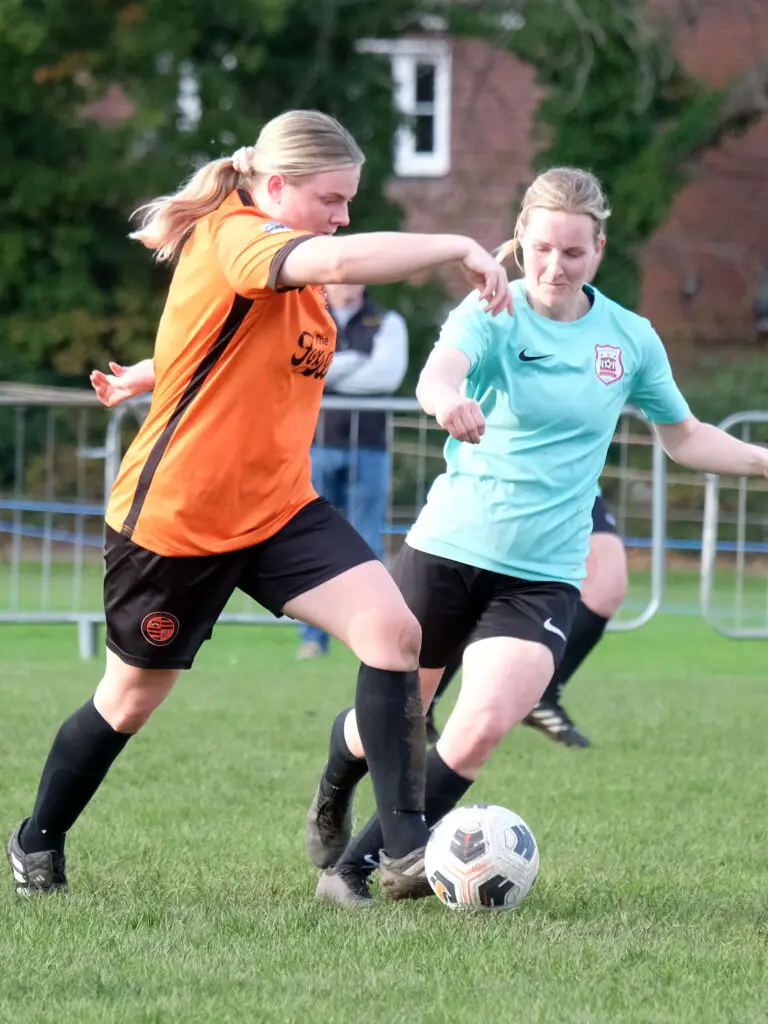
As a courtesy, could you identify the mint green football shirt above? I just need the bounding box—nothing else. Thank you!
[407,280,689,588]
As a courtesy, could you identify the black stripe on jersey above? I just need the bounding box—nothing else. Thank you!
[120,292,254,539]
[121,191,263,537]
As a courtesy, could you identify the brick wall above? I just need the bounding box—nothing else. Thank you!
[387,36,543,299]
[393,5,768,361]
[84,6,768,356]
[639,0,768,362]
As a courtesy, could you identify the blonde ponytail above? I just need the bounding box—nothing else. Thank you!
[495,237,519,267]
[130,110,364,264]
[130,158,240,263]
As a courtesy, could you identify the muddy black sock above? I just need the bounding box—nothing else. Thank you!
[354,664,428,858]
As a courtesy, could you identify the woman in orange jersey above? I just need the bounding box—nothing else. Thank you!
[6,110,512,898]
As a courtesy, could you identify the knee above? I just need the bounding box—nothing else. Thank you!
[394,612,421,667]
[442,706,510,776]
[96,692,156,733]
[94,667,173,733]
[351,608,421,672]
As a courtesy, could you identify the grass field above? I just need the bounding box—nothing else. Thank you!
[1,611,767,1024]
[4,557,768,624]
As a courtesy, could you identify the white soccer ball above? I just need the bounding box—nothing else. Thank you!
[425,804,539,911]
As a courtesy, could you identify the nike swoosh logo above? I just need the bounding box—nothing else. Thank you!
[363,854,380,869]
[518,350,551,362]
[543,618,567,642]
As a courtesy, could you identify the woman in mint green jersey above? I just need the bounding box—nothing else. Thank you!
[310,166,768,905]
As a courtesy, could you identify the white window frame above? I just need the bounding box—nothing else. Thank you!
[357,38,452,178]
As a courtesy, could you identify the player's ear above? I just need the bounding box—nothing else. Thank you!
[266,174,285,203]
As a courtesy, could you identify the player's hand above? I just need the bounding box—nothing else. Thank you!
[89,362,152,409]
[434,394,486,444]
[460,244,514,317]
[232,146,256,175]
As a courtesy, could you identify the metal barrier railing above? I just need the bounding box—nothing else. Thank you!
[606,407,666,632]
[1,389,668,657]
[701,410,768,638]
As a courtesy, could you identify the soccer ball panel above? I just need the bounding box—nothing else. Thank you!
[425,804,539,911]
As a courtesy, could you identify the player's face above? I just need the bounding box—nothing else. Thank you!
[268,165,361,235]
[520,208,603,318]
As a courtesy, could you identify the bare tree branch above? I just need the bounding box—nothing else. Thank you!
[716,58,768,127]
[681,58,768,168]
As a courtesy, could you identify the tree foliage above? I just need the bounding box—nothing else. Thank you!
[0,0,444,385]
[3,0,766,390]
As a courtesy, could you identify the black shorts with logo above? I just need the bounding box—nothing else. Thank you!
[591,495,618,535]
[391,543,580,671]
[103,498,376,670]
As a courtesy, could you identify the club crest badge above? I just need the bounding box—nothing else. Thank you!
[595,345,624,385]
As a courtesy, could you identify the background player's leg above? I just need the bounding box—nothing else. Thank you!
[527,531,628,747]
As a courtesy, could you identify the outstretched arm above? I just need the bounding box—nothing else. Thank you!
[229,147,513,315]
[279,234,512,317]
[654,415,768,477]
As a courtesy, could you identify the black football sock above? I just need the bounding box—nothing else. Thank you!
[319,706,369,799]
[354,664,428,859]
[19,698,133,856]
[542,601,609,704]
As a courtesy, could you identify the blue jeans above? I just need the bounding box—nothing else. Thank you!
[298,446,390,650]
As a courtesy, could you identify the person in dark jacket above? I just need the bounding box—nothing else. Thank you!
[298,284,409,658]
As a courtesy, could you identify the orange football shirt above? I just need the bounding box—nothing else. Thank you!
[106,189,337,556]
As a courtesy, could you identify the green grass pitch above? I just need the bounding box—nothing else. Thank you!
[1,600,767,1023]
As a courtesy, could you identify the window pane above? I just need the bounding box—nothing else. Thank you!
[415,62,435,104]
[414,114,434,153]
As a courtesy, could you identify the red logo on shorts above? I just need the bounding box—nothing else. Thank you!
[141,612,179,646]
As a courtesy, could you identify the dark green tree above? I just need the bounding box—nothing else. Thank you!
[0,0,448,386]
[5,0,766,388]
